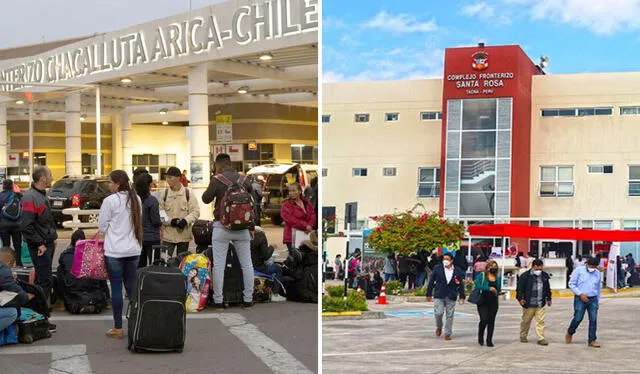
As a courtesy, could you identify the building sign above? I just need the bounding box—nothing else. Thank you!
[7,153,19,167]
[446,71,515,95]
[227,144,244,162]
[471,51,489,71]
[216,115,233,144]
[0,0,318,92]
[248,140,258,151]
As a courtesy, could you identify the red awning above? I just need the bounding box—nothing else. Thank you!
[468,224,640,242]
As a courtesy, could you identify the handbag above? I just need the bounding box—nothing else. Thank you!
[467,273,485,305]
[70,232,108,280]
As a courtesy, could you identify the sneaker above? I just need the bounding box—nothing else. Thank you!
[520,337,528,343]
[242,302,254,309]
[435,328,442,337]
[537,339,549,346]
[271,295,287,302]
[48,323,57,333]
[106,328,124,339]
[211,302,224,312]
[565,334,573,344]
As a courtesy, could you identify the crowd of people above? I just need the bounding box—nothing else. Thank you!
[0,153,319,344]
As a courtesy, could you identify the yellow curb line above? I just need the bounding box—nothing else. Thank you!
[322,312,363,317]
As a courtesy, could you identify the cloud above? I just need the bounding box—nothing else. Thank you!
[520,0,640,35]
[323,16,347,30]
[363,10,438,33]
[461,1,511,25]
[322,71,345,83]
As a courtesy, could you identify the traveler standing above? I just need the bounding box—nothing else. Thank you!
[426,252,466,341]
[251,176,265,227]
[475,260,502,347]
[135,173,162,267]
[99,170,142,339]
[334,254,343,280]
[202,153,256,310]
[21,166,57,311]
[516,259,552,346]
[566,256,602,348]
[0,179,23,266]
[159,167,200,257]
[280,182,316,251]
[383,253,397,282]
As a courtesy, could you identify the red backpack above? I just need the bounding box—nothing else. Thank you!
[215,174,255,230]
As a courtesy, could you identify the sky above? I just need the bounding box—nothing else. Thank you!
[323,0,640,82]
[0,0,223,49]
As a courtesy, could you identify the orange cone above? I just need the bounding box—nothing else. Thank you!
[377,284,388,305]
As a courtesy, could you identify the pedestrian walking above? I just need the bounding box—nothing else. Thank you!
[516,259,552,346]
[21,166,57,326]
[474,260,501,347]
[0,179,23,266]
[280,182,316,251]
[566,256,602,348]
[426,252,466,341]
[135,173,162,268]
[383,253,397,282]
[99,170,143,339]
[159,166,200,257]
[202,153,256,310]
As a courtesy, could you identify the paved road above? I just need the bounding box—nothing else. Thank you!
[323,297,640,373]
[1,301,317,374]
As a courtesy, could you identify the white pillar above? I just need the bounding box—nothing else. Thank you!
[0,106,6,174]
[121,112,132,175]
[65,93,82,175]
[189,63,211,219]
[112,115,122,171]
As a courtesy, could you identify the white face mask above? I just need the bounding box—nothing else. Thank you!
[587,267,597,273]
[533,270,542,276]
[443,260,452,267]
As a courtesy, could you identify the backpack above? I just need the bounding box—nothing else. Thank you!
[215,174,255,230]
[2,192,22,221]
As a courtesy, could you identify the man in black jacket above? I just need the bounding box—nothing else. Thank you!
[426,252,466,340]
[20,166,57,306]
[516,259,552,346]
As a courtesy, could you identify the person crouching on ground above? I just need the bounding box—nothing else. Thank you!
[0,247,31,332]
[426,252,466,341]
[566,256,602,348]
[516,258,552,346]
[474,260,501,347]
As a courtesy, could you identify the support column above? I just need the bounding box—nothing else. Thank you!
[121,112,132,175]
[0,106,6,174]
[112,115,122,170]
[189,63,211,219]
[65,93,82,175]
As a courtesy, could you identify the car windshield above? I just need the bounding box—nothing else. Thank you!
[51,180,77,191]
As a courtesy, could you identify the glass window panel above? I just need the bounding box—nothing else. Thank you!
[624,220,639,230]
[435,168,440,182]
[150,155,159,166]
[630,166,640,180]
[322,115,331,123]
[383,168,397,176]
[588,165,603,173]
[558,109,576,116]
[462,99,497,130]
[595,108,612,115]
[558,166,573,181]
[460,160,495,192]
[558,182,574,196]
[621,107,638,115]
[461,131,496,159]
[301,146,314,160]
[630,182,640,196]
[541,109,557,117]
[603,165,613,174]
[419,168,434,183]
[385,113,399,121]
[540,182,556,196]
[459,192,495,216]
[149,167,159,173]
[541,167,556,181]
[577,108,594,116]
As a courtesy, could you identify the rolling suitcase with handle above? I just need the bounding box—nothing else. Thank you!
[128,265,188,353]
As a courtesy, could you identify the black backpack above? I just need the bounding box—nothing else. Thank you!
[2,192,22,221]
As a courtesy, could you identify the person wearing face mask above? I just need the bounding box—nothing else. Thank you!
[426,252,466,341]
[516,259,552,346]
[566,256,602,348]
[473,260,502,347]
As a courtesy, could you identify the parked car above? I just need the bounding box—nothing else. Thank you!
[246,163,317,225]
[47,175,111,226]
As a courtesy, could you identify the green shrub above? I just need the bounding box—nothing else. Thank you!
[414,286,427,297]
[385,280,404,295]
[464,279,475,296]
[346,292,368,311]
[322,296,346,312]
[325,285,346,297]
[322,291,369,313]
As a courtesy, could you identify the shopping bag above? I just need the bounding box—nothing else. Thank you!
[70,233,108,280]
[292,229,310,249]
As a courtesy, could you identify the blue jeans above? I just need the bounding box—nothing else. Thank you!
[0,308,17,331]
[416,271,427,288]
[384,273,396,282]
[265,263,283,295]
[567,296,598,343]
[105,256,139,329]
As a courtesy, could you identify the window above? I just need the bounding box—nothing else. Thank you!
[291,146,318,164]
[322,168,328,177]
[133,153,176,176]
[352,168,368,177]
[354,113,370,123]
[540,166,574,197]
[385,112,399,122]
[588,165,613,174]
[82,153,104,175]
[322,115,331,123]
[421,111,442,121]
[629,166,640,196]
[621,107,640,115]
[541,107,613,117]
[418,167,440,197]
[382,167,397,176]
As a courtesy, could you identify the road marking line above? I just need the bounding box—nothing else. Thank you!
[50,313,227,321]
[217,313,313,374]
[323,346,468,357]
[0,344,92,374]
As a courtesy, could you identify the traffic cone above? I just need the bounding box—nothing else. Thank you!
[377,283,388,305]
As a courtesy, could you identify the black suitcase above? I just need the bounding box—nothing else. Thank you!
[223,245,244,305]
[16,280,52,344]
[128,266,188,353]
[192,220,213,248]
